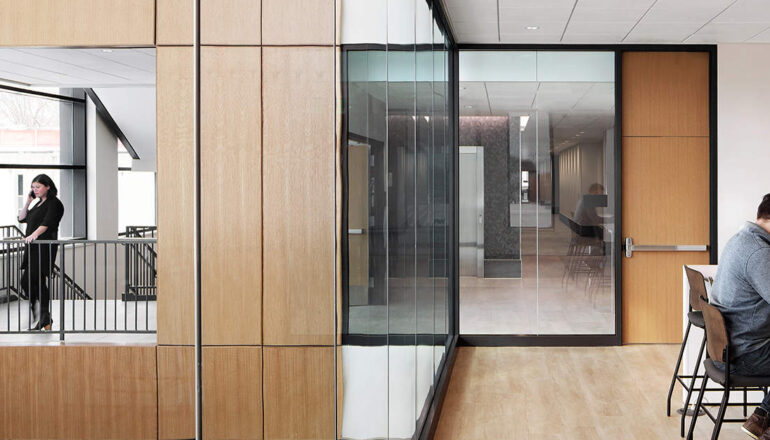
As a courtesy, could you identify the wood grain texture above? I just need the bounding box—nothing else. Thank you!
[201,0,261,45]
[263,346,335,440]
[0,346,157,440]
[156,0,193,45]
[0,0,154,46]
[262,47,336,346]
[202,346,263,440]
[158,346,195,440]
[157,47,196,345]
[622,137,710,245]
[434,346,752,439]
[622,137,710,343]
[622,252,709,343]
[201,47,262,345]
[262,0,335,46]
[622,52,709,137]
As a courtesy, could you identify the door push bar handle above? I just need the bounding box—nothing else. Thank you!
[624,237,708,258]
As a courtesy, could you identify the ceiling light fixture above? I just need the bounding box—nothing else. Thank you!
[465,105,473,109]
[525,26,539,30]
[101,49,113,53]
[519,115,530,132]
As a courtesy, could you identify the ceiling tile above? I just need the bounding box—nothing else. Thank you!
[623,22,702,43]
[499,33,564,43]
[748,26,770,41]
[565,21,635,34]
[498,0,575,7]
[499,21,565,34]
[714,0,770,23]
[499,6,573,22]
[686,22,769,42]
[644,0,734,23]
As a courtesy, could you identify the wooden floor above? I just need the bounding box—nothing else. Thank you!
[434,346,753,439]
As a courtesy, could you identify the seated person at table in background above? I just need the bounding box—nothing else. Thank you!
[710,193,770,440]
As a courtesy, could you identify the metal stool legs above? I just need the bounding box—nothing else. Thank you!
[681,335,707,437]
[687,374,710,440]
[668,321,693,416]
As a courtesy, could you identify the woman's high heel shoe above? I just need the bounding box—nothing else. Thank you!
[30,317,53,331]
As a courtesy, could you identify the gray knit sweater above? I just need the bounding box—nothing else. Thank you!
[710,222,770,358]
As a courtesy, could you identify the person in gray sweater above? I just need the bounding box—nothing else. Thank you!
[709,193,770,439]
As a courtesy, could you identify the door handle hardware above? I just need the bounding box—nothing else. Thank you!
[624,237,708,258]
[348,229,365,235]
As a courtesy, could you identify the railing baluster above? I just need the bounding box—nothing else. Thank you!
[60,243,65,341]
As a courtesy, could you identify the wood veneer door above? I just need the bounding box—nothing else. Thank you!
[621,52,710,344]
[348,144,369,305]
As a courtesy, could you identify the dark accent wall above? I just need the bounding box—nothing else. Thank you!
[459,116,520,260]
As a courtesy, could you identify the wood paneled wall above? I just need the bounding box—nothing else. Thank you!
[1,1,340,438]
[0,346,157,439]
[0,0,155,46]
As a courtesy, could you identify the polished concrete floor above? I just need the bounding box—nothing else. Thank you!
[461,213,615,335]
[460,256,614,335]
[435,345,752,439]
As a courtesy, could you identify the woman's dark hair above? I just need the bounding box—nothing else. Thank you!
[758,193,770,220]
[32,173,58,198]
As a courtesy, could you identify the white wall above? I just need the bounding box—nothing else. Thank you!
[86,100,118,239]
[717,44,770,256]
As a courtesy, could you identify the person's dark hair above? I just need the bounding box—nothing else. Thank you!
[759,194,770,220]
[32,174,58,198]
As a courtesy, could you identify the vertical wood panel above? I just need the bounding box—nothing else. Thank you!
[158,346,195,440]
[201,0,261,45]
[263,346,335,440]
[622,52,709,137]
[202,346,263,439]
[262,47,335,346]
[621,136,710,343]
[157,47,196,345]
[201,46,262,345]
[262,0,335,46]
[0,346,157,440]
[0,0,155,46]
[157,0,193,45]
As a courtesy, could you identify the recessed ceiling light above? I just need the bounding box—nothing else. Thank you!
[465,105,473,109]
[525,26,539,30]
[101,49,113,53]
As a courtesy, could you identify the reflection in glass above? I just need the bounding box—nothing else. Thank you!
[459,51,616,336]
[341,0,453,438]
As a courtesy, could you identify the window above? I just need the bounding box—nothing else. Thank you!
[0,87,86,238]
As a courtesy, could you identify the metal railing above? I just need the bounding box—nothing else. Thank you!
[122,226,157,301]
[0,230,157,339]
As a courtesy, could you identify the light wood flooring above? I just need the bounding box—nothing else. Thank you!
[435,345,754,439]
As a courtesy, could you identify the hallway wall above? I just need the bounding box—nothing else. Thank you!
[717,43,770,256]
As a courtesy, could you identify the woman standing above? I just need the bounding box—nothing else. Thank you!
[17,174,65,330]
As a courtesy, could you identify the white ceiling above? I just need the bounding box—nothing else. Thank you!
[443,0,770,44]
[0,48,156,169]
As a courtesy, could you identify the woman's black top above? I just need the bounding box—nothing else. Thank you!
[19,197,65,239]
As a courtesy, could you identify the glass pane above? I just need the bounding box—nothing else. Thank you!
[0,168,78,238]
[459,50,616,336]
[0,90,74,165]
[118,171,156,232]
[387,0,417,435]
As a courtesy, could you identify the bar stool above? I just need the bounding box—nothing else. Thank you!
[666,266,709,437]
[687,299,770,440]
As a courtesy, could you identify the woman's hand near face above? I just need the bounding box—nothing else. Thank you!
[26,191,34,206]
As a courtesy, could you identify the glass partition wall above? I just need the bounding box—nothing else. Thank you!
[341,0,453,438]
[459,51,616,337]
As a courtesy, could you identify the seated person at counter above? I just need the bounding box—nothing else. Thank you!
[709,193,770,439]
